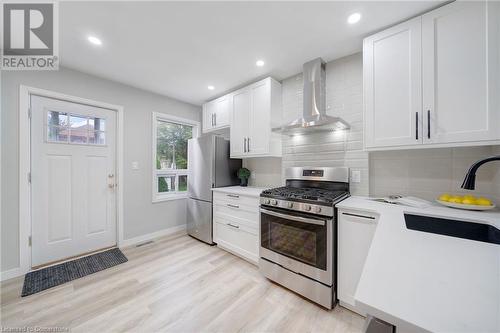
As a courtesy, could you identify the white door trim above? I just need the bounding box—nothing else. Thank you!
[19,85,124,276]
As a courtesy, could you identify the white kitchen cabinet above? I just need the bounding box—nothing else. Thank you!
[338,208,378,316]
[422,1,500,144]
[230,77,282,158]
[212,190,261,264]
[364,1,500,150]
[202,95,231,133]
[230,89,251,156]
[363,17,423,149]
[202,101,215,133]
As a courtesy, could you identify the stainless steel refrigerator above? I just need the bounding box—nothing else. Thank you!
[187,135,241,244]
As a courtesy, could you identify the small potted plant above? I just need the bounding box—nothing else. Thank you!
[237,168,251,187]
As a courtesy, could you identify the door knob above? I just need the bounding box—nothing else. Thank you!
[108,174,114,178]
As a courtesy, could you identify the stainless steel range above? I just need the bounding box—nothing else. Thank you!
[259,167,349,309]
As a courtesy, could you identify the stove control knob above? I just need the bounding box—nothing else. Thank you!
[287,202,294,208]
[264,199,271,205]
[314,206,322,214]
[304,205,312,211]
[271,199,278,206]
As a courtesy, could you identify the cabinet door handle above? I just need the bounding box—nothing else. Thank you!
[247,137,250,152]
[227,204,240,209]
[227,194,239,198]
[427,110,431,139]
[243,138,247,153]
[214,113,217,126]
[415,112,419,140]
[227,223,240,229]
[341,212,376,220]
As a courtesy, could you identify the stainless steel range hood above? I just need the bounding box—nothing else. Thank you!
[273,58,350,136]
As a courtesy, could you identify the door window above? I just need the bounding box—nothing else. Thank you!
[46,111,106,145]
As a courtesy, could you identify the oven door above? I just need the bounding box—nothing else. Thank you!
[260,207,333,286]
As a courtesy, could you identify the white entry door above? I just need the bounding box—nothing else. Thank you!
[31,95,117,267]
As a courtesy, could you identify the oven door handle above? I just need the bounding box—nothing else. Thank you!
[260,208,326,226]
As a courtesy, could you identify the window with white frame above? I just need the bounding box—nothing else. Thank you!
[153,112,198,201]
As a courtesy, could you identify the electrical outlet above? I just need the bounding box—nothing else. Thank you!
[131,161,139,170]
[251,173,256,180]
[351,170,361,183]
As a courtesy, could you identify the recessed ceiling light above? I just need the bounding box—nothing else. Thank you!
[87,36,102,45]
[256,60,265,67]
[207,85,215,90]
[347,13,361,24]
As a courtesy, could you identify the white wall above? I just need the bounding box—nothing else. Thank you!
[370,146,500,203]
[1,67,201,272]
[244,158,282,188]
[494,146,500,204]
[281,53,367,195]
[248,53,368,194]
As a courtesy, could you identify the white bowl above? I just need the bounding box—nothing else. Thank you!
[436,200,496,211]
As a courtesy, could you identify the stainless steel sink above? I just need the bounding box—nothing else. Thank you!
[404,213,500,245]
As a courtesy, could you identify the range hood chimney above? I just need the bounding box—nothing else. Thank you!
[274,57,350,136]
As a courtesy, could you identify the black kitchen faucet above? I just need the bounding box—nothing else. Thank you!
[461,155,500,190]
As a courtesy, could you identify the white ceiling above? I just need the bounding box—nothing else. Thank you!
[60,1,443,106]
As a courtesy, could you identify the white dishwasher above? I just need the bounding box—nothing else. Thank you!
[337,208,378,316]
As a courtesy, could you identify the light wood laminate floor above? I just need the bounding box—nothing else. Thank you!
[1,232,364,332]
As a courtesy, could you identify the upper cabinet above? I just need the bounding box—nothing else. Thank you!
[363,17,422,148]
[422,2,499,144]
[364,1,500,150]
[202,95,231,133]
[230,77,282,158]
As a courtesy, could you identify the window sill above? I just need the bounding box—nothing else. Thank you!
[152,194,188,203]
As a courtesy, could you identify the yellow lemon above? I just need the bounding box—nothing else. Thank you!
[438,194,451,202]
[476,198,492,206]
[449,196,463,204]
[463,195,476,201]
[461,198,477,205]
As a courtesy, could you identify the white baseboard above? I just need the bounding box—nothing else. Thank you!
[1,267,22,282]
[120,224,186,248]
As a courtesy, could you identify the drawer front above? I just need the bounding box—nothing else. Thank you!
[213,192,260,208]
[213,213,257,235]
[213,204,259,229]
[215,220,259,262]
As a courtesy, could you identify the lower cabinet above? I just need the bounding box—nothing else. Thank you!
[338,208,378,316]
[213,192,259,264]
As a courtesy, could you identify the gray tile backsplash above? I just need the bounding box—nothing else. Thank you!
[243,157,282,188]
[280,53,369,196]
[370,146,500,203]
[246,52,368,194]
[245,52,500,204]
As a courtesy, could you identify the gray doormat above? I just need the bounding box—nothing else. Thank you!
[22,248,128,297]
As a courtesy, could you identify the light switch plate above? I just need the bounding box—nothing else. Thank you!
[131,161,139,170]
[351,170,361,183]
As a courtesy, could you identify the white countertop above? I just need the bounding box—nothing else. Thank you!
[337,197,500,333]
[211,185,268,197]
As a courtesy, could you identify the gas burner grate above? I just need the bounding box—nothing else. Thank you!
[261,186,347,204]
